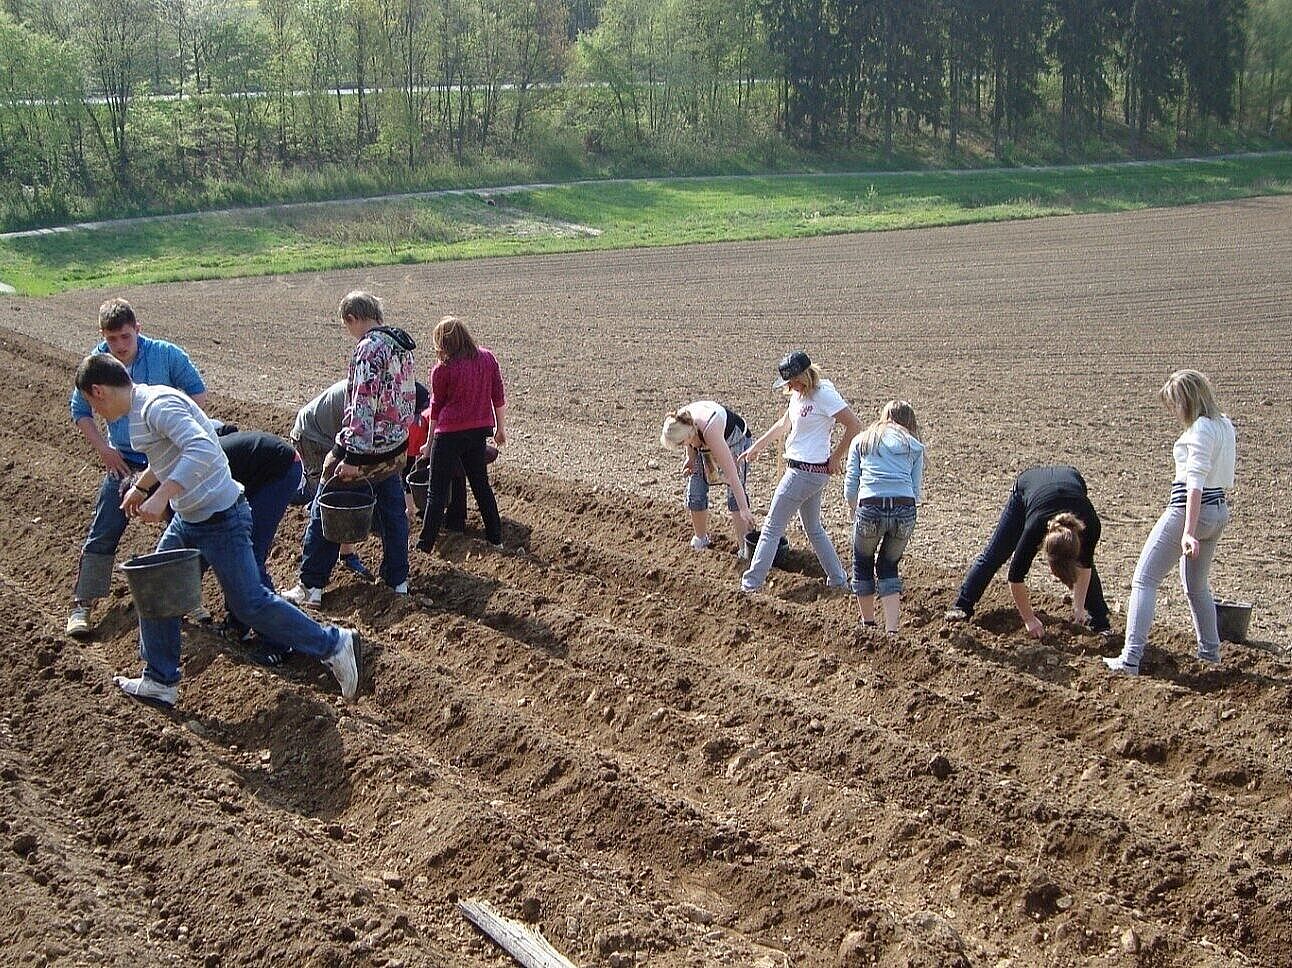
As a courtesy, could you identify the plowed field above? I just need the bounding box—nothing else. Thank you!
[1,196,1290,967]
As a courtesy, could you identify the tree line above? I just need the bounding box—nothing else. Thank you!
[1,0,1290,226]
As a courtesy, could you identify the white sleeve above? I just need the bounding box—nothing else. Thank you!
[820,385,847,417]
[1183,418,1215,491]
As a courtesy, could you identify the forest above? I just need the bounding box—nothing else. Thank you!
[1,0,1290,228]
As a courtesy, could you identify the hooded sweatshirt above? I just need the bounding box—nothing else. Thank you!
[333,326,417,464]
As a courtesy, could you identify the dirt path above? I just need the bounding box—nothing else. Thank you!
[2,198,1291,966]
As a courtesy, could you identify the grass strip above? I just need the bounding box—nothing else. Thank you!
[2,155,1289,295]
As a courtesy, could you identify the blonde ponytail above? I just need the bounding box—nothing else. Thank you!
[660,410,697,450]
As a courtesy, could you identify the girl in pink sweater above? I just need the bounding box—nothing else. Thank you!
[415,316,507,552]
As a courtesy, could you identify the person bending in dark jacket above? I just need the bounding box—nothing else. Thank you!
[212,425,302,663]
[945,465,1112,637]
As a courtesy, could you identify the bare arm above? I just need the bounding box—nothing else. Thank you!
[828,407,863,474]
[743,407,792,463]
[190,391,209,411]
[701,421,752,521]
[75,415,130,478]
[1072,567,1092,623]
[1181,487,1202,558]
[1010,582,1044,638]
[493,404,507,447]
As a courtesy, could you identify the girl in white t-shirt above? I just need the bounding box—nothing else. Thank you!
[1105,369,1237,675]
[739,351,861,592]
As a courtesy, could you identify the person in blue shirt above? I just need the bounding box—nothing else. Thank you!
[66,299,207,639]
[842,401,924,634]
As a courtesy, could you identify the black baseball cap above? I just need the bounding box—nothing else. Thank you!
[773,350,811,388]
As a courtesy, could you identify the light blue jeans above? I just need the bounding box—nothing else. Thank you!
[1116,502,1230,669]
[851,502,917,598]
[742,468,847,590]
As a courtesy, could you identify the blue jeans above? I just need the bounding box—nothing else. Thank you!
[245,461,303,591]
[851,502,917,598]
[140,499,341,686]
[742,468,846,590]
[74,459,147,601]
[685,435,751,512]
[300,471,409,589]
[1118,502,1229,668]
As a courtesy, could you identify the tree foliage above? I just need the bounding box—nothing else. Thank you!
[0,0,1285,227]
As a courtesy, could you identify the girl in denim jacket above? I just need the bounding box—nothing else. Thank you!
[844,401,923,633]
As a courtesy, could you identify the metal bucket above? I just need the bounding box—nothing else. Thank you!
[745,530,791,568]
[1215,598,1253,643]
[120,548,202,619]
[319,489,375,543]
[406,464,429,513]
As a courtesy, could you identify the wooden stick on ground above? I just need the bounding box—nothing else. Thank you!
[457,898,578,968]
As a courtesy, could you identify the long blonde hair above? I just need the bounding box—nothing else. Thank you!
[433,315,480,361]
[783,363,823,396]
[856,400,919,455]
[1159,369,1220,426]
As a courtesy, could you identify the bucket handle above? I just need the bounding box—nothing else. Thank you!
[319,464,375,497]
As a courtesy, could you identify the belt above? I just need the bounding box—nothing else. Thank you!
[786,458,829,473]
[858,496,916,507]
[1168,483,1226,507]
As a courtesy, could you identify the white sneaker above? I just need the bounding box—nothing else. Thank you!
[283,584,323,608]
[1102,656,1139,676]
[66,605,92,639]
[324,628,361,701]
[113,674,179,707]
[690,535,711,550]
[390,582,409,595]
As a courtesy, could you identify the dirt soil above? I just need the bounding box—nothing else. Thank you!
[1,196,1291,967]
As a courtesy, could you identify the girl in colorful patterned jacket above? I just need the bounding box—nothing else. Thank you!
[286,291,417,607]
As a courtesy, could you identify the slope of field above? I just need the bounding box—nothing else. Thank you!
[2,197,1291,966]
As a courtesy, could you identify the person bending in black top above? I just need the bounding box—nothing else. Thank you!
[945,466,1111,637]
[216,426,303,661]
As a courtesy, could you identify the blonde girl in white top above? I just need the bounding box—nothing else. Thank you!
[738,351,861,592]
[660,402,756,555]
[1105,370,1237,675]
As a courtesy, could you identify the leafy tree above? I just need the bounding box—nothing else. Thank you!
[1245,0,1292,132]
[1178,0,1245,128]
[0,12,86,219]
[67,0,153,182]
[1049,0,1116,144]
[1120,0,1182,146]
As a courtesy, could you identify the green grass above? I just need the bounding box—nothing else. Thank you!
[2,155,1290,295]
